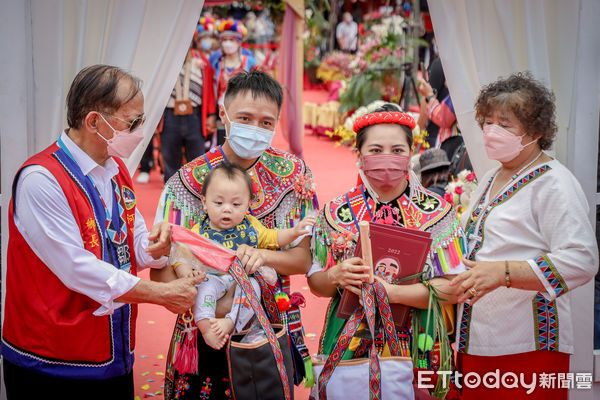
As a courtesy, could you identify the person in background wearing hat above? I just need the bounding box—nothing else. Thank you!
[209,18,256,146]
[195,16,219,58]
[418,148,451,196]
[159,18,217,182]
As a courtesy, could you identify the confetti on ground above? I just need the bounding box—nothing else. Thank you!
[302,286,309,290]
[141,371,150,376]
[306,333,316,337]
[155,372,165,376]
[147,320,155,324]
[147,379,155,382]
[140,355,147,358]
[135,397,141,400]
[144,394,155,398]
[141,384,150,390]
[157,354,164,359]
[155,392,163,395]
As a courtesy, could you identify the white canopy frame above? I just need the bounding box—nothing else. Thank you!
[428,0,600,397]
[0,1,204,396]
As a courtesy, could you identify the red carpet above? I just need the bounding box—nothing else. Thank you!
[132,94,356,399]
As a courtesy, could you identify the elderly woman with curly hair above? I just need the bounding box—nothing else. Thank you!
[450,72,598,399]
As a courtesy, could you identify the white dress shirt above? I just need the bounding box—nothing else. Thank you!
[14,131,167,316]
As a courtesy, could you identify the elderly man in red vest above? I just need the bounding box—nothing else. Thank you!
[2,64,204,399]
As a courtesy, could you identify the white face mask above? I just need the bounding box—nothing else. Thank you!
[200,39,213,51]
[221,40,239,55]
[223,107,275,159]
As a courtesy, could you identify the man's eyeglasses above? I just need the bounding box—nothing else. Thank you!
[101,113,146,132]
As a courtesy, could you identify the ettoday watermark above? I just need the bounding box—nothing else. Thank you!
[417,370,593,394]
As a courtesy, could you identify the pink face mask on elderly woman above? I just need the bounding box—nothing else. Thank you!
[361,153,410,191]
[483,124,538,163]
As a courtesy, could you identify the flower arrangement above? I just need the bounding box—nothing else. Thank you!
[412,129,430,153]
[303,1,328,70]
[325,100,424,148]
[324,125,355,147]
[325,100,385,146]
[304,41,321,69]
[444,170,478,216]
[318,51,354,81]
[338,31,406,112]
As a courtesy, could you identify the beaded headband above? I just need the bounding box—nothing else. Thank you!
[353,111,416,133]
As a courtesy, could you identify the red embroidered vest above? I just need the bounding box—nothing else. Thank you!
[2,143,138,379]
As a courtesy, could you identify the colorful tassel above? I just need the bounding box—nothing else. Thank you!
[447,242,459,267]
[275,291,290,312]
[289,292,306,307]
[436,248,448,273]
[303,356,315,388]
[454,237,463,259]
[173,312,198,374]
[433,252,443,276]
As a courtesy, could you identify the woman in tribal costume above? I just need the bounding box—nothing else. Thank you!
[308,103,467,398]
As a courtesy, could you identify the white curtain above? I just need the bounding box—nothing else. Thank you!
[427,0,600,391]
[0,0,204,330]
[427,0,580,179]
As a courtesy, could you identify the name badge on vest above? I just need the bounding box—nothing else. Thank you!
[174,99,193,116]
[116,242,131,272]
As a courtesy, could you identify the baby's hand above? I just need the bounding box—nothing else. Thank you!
[295,215,316,236]
[188,269,205,279]
[173,262,195,279]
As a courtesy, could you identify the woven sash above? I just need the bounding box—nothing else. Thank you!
[228,259,291,400]
[318,281,401,400]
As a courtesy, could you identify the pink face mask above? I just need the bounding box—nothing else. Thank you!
[361,153,410,191]
[97,114,144,159]
[483,124,537,163]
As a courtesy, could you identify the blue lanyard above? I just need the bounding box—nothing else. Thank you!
[58,136,124,241]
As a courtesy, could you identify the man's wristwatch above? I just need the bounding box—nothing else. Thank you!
[425,94,435,103]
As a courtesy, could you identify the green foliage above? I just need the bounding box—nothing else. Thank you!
[304,0,329,70]
[339,72,383,113]
[338,32,429,113]
[245,1,285,24]
[411,266,452,399]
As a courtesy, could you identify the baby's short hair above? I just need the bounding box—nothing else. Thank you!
[201,163,253,199]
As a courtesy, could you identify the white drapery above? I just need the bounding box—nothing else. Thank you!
[428,0,600,392]
[428,0,580,179]
[0,0,205,325]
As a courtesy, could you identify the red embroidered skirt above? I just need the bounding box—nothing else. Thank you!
[455,350,570,400]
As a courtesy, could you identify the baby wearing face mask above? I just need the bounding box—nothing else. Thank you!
[172,163,315,349]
